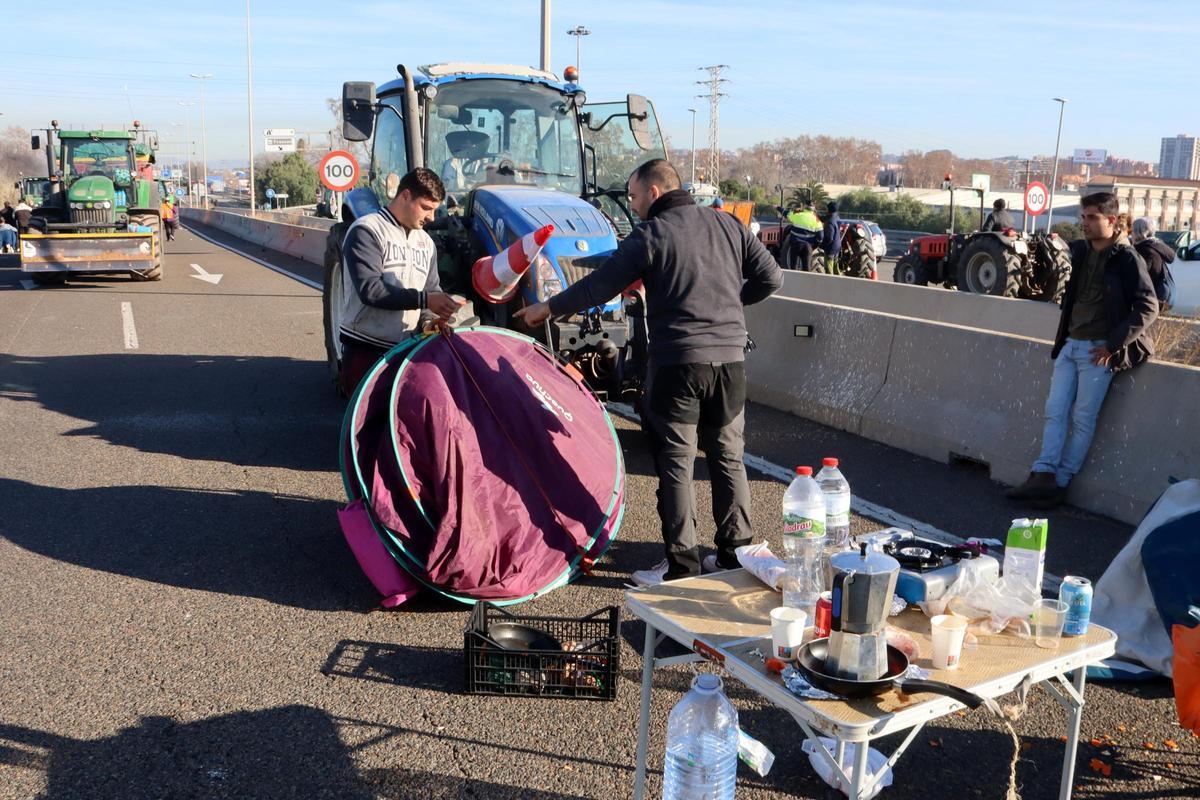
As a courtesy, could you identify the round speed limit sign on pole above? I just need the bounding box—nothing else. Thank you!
[318,150,360,192]
[1024,181,1050,216]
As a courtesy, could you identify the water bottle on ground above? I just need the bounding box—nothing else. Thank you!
[662,673,739,800]
[816,457,852,585]
[781,465,827,618]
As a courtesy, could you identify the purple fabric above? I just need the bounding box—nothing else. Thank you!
[337,500,423,608]
[344,330,623,602]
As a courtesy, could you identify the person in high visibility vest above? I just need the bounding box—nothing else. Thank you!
[779,201,823,270]
[160,196,178,241]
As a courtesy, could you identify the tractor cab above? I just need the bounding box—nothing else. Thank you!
[326,63,666,393]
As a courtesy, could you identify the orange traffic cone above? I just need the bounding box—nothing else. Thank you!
[472,224,555,304]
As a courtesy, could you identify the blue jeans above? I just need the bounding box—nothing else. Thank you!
[1032,337,1115,487]
[0,228,16,250]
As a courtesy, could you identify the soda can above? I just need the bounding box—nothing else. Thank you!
[1059,576,1093,637]
[814,592,833,638]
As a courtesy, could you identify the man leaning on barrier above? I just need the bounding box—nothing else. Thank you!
[516,159,783,586]
[1007,191,1158,509]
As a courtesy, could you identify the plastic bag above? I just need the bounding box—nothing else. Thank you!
[1174,623,1200,733]
[919,558,1037,635]
[735,541,787,591]
[801,737,892,799]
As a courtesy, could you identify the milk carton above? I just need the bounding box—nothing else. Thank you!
[1003,518,1048,594]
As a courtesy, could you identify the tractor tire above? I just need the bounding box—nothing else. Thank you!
[323,221,349,393]
[809,250,830,274]
[31,272,67,286]
[892,252,928,285]
[1037,245,1072,305]
[128,212,163,281]
[841,235,876,279]
[955,236,1020,297]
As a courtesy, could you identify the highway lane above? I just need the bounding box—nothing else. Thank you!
[0,225,1191,799]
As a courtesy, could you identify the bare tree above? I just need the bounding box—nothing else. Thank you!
[0,126,47,202]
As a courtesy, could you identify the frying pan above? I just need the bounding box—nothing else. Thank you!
[485,623,562,652]
[795,639,984,708]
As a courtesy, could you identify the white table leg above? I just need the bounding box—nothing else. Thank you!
[634,622,656,800]
[1058,667,1088,800]
[850,736,871,799]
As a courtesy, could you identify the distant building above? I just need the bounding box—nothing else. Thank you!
[1083,174,1200,231]
[1159,135,1200,181]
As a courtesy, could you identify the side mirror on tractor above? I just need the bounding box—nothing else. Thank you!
[31,134,41,151]
[342,81,377,143]
[627,94,654,151]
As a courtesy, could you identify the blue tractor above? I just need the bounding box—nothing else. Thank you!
[323,62,666,395]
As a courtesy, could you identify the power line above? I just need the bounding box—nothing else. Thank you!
[696,65,728,184]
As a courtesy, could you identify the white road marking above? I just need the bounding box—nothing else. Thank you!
[181,224,321,290]
[120,302,139,349]
[189,262,224,285]
[19,279,38,291]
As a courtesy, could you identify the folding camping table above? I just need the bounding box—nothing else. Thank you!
[626,570,1116,800]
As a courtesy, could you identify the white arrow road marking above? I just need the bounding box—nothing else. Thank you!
[120,302,139,349]
[189,262,223,285]
[19,279,38,291]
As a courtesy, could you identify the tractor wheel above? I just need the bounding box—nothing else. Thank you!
[322,222,348,393]
[128,213,163,281]
[892,252,928,285]
[1037,245,1072,305]
[809,250,830,274]
[841,234,876,278]
[955,236,1020,297]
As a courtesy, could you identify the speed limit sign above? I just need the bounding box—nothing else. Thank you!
[1024,181,1050,216]
[318,150,360,192]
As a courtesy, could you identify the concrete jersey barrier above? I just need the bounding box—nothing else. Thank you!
[181,207,327,266]
[745,294,1200,526]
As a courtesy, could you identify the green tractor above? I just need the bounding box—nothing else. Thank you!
[21,120,164,284]
[15,176,52,208]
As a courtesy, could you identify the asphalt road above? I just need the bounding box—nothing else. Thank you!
[0,226,1194,800]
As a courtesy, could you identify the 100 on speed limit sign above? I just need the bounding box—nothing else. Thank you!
[318,150,360,192]
[1024,181,1050,216]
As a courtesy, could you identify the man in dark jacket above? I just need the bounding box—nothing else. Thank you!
[982,198,1015,232]
[822,201,843,260]
[1007,192,1158,508]
[516,159,783,584]
[1131,216,1175,310]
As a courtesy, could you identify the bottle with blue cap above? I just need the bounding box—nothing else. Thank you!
[662,673,739,799]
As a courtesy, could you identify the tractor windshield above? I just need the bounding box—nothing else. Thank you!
[63,138,133,180]
[425,79,581,197]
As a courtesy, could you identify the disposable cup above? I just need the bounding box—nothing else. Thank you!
[1033,599,1068,649]
[770,607,807,660]
[930,614,969,670]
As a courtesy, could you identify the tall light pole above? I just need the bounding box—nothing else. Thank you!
[190,73,212,206]
[178,101,195,206]
[1046,97,1067,232]
[245,0,256,213]
[566,25,590,75]
[688,108,697,183]
[540,0,551,71]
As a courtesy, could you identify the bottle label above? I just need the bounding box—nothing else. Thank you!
[825,495,850,528]
[783,513,825,538]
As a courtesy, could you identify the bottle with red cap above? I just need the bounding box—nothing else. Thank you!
[781,465,826,617]
[815,457,851,549]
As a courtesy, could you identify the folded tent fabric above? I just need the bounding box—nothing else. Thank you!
[340,327,624,604]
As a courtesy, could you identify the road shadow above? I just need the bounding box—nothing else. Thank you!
[0,352,343,472]
[322,639,464,691]
[0,706,373,799]
[0,478,371,611]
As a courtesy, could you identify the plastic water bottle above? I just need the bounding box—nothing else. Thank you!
[816,457,851,550]
[781,466,826,618]
[662,674,738,800]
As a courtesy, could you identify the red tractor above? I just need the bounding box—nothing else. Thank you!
[892,229,1071,302]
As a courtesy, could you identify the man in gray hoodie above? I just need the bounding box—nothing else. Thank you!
[517,159,783,584]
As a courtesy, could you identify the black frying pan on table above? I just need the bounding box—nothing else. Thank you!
[795,639,984,708]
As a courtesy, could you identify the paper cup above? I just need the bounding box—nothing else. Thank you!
[930,614,969,670]
[770,607,807,660]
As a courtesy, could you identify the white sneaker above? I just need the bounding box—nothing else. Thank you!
[631,559,669,587]
[702,554,726,574]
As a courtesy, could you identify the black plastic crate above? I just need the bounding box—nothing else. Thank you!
[464,602,620,700]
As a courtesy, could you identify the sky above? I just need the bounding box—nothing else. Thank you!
[4,0,1198,167]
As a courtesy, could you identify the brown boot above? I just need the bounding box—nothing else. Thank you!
[1005,471,1057,501]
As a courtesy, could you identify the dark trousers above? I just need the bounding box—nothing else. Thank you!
[338,334,391,397]
[642,362,753,579]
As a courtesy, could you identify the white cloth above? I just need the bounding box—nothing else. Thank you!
[1092,478,1200,677]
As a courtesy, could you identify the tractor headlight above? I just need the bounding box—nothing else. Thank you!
[535,254,562,300]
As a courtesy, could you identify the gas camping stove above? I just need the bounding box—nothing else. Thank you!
[855,528,1000,604]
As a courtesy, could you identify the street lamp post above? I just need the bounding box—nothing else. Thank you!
[190,73,212,206]
[178,101,195,206]
[566,25,590,75]
[688,108,697,183]
[246,0,256,214]
[1046,97,1067,232]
